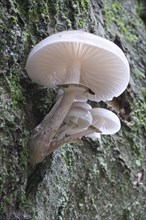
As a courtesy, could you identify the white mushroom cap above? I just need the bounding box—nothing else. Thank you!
[71,101,92,110]
[90,108,121,134]
[26,30,130,101]
[64,107,92,135]
[56,101,93,139]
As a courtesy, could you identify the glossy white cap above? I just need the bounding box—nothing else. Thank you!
[90,108,121,134]
[26,30,130,101]
[64,106,92,136]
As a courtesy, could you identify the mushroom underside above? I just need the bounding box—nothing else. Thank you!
[26,30,129,164]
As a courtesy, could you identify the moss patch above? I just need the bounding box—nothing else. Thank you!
[102,0,138,43]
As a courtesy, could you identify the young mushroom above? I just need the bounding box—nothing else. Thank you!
[86,108,121,139]
[56,101,92,139]
[47,125,101,155]
[48,107,121,154]
[26,30,130,164]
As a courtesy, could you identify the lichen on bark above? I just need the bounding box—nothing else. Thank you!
[0,0,146,219]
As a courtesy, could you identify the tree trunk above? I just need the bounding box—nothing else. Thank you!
[0,0,146,219]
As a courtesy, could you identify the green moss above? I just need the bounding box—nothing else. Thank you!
[0,188,35,218]
[5,73,25,107]
[8,16,18,26]
[141,87,146,97]
[133,68,145,80]
[61,144,76,167]
[136,0,146,22]
[48,0,89,30]
[121,199,146,220]
[103,0,138,43]
[121,96,146,166]
[72,0,89,29]
[132,99,146,132]
[17,190,35,217]
[19,129,29,167]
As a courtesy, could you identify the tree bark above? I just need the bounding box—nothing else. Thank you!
[0,0,146,219]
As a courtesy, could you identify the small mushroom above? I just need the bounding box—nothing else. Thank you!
[40,107,121,156]
[57,101,92,139]
[88,108,121,135]
[56,104,121,144]
[26,30,129,164]
[48,125,101,155]
[70,101,92,110]
[85,108,121,140]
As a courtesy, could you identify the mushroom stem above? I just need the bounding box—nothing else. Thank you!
[47,126,101,155]
[55,123,72,140]
[29,84,91,164]
[65,62,81,83]
[30,95,62,139]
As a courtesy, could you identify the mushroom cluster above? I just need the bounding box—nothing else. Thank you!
[26,30,130,164]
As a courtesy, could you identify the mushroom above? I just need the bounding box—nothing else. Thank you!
[57,101,92,139]
[58,106,121,142]
[47,107,121,155]
[47,125,101,155]
[26,30,130,101]
[26,30,130,164]
[70,101,92,110]
[87,108,121,136]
